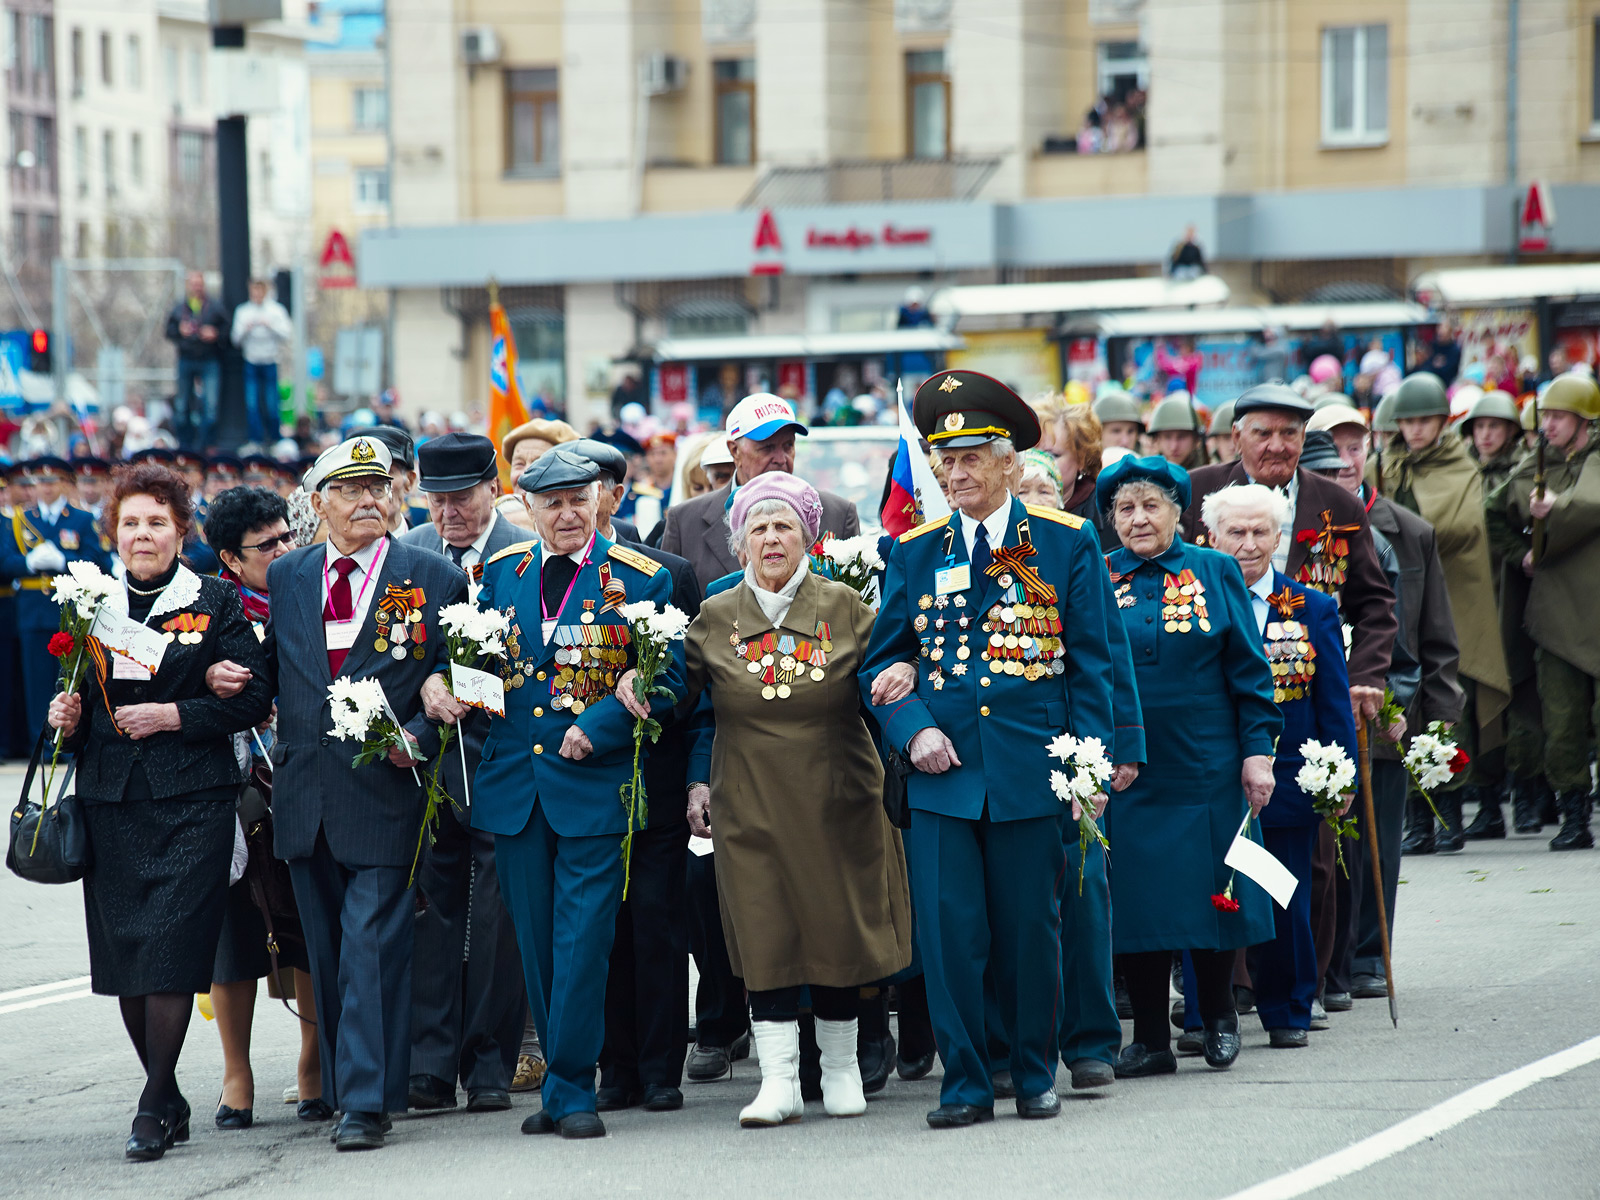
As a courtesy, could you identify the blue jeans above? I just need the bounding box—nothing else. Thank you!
[174,357,220,450]
[243,360,281,445]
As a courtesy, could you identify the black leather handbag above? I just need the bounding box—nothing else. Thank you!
[881,741,914,831]
[6,727,90,884]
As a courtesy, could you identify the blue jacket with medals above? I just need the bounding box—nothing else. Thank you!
[0,503,113,631]
[860,496,1117,823]
[1257,569,1359,829]
[471,532,684,840]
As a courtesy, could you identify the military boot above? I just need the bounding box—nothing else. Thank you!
[1400,794,1436,855]
[855,989,894,1095]
[1549,791,1595,852]
[1539,780,1561,827]
[1463,785,1506,839]
[1510,775,1544,834]
[1435,790,1466,854]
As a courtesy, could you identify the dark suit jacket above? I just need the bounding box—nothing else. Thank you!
[400,513,526,800]
[660,480,861,595]
[67,569,273,801]
[1368,493,1463,730]
[1184,463,1397,693]
[263,537,469,868]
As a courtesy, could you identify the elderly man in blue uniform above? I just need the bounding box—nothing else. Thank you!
[466,448,684,1139]
[0,455,113,736]
[862,371,1117,1128]
[1203,482,1358,1046]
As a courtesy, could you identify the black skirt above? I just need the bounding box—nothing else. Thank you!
[213,877,310,984]
[82,790,235,997]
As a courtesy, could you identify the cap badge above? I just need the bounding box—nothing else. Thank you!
[938,375,963,394]
[351,439,376,463]
[943,411,965,432]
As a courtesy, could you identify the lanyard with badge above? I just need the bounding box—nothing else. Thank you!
[934,524,970,596]
[323,546,384,652]
[540,536,593,644]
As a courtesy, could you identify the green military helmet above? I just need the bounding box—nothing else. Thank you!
[1208,399,1235,435]
[1372,391,1400,433]
[1521,394,1540,431]
[1540,373,1600,421]
[1093,389,1145,428]
[1146,395,1204,434]
[1388,372,1450,420]
[1313,392,1356,412]
[1460,388,1521,435]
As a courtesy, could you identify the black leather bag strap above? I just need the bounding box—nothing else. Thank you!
[16,724,50,810]
[244,862,314,1026]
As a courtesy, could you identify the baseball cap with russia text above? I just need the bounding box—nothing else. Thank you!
[725,393,809,443]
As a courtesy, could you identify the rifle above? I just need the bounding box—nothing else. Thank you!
[1531,389,1547,565]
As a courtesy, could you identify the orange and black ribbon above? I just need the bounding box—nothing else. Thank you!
[1300,509,1360,558]
[1268,587,1305,620]
[84,635,125,735]
[984,542,1058,604]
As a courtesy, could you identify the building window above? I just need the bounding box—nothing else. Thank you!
[187,46,204,105]
[905,49,949,160]
[1322,24,1388,146]
[8,111,22,167]
[5,12,18,72]
[33,114,51,175]
[352,86,386,131]
[713,59,755,165]
[37,212,55,257]
[11,210,26,260]
[176,129,206,187]
[74,220,88,258]
[73,125,87,196]
[30,15,51,95]
[102,129,115,196]
[505,68,559,173]
[130,131,142,185]
[70,27,83,96]
[127,34,142,90]
[354,166,389,211]
[105,218,122,257]
[99,30,112,86]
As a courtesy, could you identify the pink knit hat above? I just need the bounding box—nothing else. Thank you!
[729,472,824,545]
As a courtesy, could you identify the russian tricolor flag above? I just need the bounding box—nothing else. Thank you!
[881,381,951,537]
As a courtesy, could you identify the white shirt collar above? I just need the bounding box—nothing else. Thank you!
[1247,569,1275,635]
[39,495,67,521]
[325,533,385,573]
[957,500,1011,557]
[447,512,498,562]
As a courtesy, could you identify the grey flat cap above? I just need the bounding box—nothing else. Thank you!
[517,446,602,494]
[567,437,629,485]
[1233,382,1315,421]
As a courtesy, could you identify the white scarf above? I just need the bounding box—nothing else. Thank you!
[744,559,808,629]
[105,562,202,623]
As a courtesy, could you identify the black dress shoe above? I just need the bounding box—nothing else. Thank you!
[556,1111,606,1139]
[169,1095,190,1144]
[1114,1044,1177,1078]
[896,1050,936,1081]
[1323,991,1353,1012]
[466,1088,511,1112]
[334,1110,387,1151]
[1350,974,1388,1000]
[1268,1028,1309,1049]
[595,1085,642,1112]
[125,1111,170,1162]
[297,1098,335,1122]
[685,1030,750,1083]
[521,1110,555,1135]
[1016,1089,1061,1119]
[328,1112,392,1142]
[990,1069,1017,1099]
[1175,1030,1204,1055]
[1067,1058,1114,1089]
[214,1102,253,1130]
[1233,985,1255,1014]
[408,1074,458,1111]
[858,1031,895,1095]
[926,1103,994,1129]
[1203,1015,1242,1069]
[642,1086,683,1111]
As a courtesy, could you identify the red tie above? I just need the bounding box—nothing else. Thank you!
[325,556,359,675]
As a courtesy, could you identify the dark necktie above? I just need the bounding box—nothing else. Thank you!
[447,543,466,567]
[542,553,579,617]
[971,522,992,578]
[324,556,360,676]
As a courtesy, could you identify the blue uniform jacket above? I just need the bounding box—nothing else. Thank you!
[860,497,1117,823]
[1258,570,1359,829]
[472,532,684,840]
[0,504,113,631]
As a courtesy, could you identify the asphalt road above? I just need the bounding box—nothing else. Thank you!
[2,793,1597,1200]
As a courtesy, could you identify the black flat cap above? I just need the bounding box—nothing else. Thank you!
[366,424,416,468]
[1233,382,1314,422]
[416,432,498,492]
[567,437,629,485]
[518,447,601,495]
[1298,429,1346,473]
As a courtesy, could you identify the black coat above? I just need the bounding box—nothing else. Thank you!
[67,570,273,802]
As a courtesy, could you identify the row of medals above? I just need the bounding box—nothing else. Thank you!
[915,584,1068,688]
[1266,618,1316,703]
[732,627,832,701]
[1161,575,1211,634]
[375,611,427,660]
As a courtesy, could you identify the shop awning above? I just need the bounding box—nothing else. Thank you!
[1412,264,1600,307]
[1064,301,1431,339]
[652,327,964,362]
[929,274,1230,321]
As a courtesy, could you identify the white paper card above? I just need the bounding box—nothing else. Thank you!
[934,563,971,595]
[1225,832,1299,910]
[451,662,506,718]
[90,609,167,673]
[688,834,714,857]
[324,619,359,651]
[111,651,152,680]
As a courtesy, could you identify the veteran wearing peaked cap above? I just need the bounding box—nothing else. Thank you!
[862,368,1117,1127]
[468,440,685,1139]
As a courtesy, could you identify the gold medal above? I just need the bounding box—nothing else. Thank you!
[570,699,585,714]
[374,638,389,653]
[956,646,970,660]
[581,612,594,624]
[990,659,1004,674]
[811,668,825,682]
[1164,587,1179,601]
[747,660,762,674]
[1199,619,1212,632]
[761,685,776,700]
[918,595,933,610]
[1178,621,1192,633]
[1165,620,1178,633]
[776,683,791,699]
[414,646,426,660]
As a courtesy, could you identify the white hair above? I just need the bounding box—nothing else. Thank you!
[534,482,599,507]
[988,437,1016,461]
[1201,482,1291,537]
[1109,478,1182,515]
[728,497,802,557]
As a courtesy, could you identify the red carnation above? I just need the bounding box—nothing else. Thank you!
[1296,529,1319,545]
[47,632,75,658]
[1210,893,1240,913]
[1449,747,1471,774]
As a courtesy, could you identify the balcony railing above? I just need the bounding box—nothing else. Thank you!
[741,157,1000,208]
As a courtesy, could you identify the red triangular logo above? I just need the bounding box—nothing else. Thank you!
[752,208,783,252]
[321,230,355,268]
[1521,183,1547,228]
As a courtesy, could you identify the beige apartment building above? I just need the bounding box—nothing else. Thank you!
[363,0,1600,421]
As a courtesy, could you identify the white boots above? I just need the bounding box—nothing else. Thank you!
[739,1021,804,1127]
[815,1018,867,1117]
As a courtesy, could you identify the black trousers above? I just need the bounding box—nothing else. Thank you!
[599,819,690,1090]
[749,985,857,1022]
[1347,757,1407,981]
[685,850,748,1047]
[410,801,526,1092]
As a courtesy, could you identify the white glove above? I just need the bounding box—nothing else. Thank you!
[25,542,66,573]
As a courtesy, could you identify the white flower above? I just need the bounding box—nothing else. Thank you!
[327,677,388,741]
[1069,771,1100,801]
[1404,732,1457,791]
[1049,769,1073,802]
[646,604,690,643]
[1296,739,1354,799]
[619,600,659,625]
[68,560,117,596]
[437,602,481,633]
[821,534,884,572]
[1046,733,1080,764]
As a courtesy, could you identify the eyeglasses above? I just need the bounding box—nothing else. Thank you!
[241,531,297,553]
[330,480,392,501]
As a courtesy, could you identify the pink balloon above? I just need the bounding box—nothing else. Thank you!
[1310,354,1342,383]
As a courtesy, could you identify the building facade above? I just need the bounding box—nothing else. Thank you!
[365,0,1600,423]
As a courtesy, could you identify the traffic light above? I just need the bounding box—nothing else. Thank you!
[28,329,51,374]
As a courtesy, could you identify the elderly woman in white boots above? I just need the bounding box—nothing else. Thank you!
[680,471,913,1127]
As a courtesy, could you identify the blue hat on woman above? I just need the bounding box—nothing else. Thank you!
[1095,453,1192,514]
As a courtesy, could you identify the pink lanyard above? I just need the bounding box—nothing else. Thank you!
[323,540,385,624]
[541,535,594,623]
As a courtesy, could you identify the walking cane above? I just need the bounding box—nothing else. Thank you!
[1357,720,1398,1028]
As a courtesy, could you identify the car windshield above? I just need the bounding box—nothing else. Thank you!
[792,430,898,534]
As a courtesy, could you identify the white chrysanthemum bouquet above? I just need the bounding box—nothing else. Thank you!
[1046,732,1114,895]
[616,600,690,895]
[1296,739,1358,875]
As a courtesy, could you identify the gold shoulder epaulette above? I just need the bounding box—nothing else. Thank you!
[1026,505,1084,529]
[608,542,665,576]
[486,539,537,566]
[898,516,950,543]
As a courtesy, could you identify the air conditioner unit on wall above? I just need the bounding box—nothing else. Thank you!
[461,27,501,67]
[642,52,687,95]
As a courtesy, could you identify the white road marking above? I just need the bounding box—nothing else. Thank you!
[0,975,92,1003]
[1222,1033,1600,1200]
[0,988,93,1015]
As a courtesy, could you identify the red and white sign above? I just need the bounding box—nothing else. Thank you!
[1518,181,1554,254]
[658,362,689,405]
[319,229,356,289]
[750,208,937,276]
[751,208,784,276]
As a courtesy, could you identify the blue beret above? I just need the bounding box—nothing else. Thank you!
[517,447,601,495]
[1095,453,1192,513]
